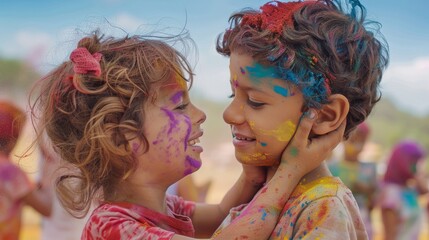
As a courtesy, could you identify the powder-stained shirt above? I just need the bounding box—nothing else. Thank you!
[0,155,34,240]
[214,176,368,240]
[82,195,196,240]
[379,182,422,240]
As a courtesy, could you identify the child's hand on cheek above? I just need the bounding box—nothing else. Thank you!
[280,109,346,177]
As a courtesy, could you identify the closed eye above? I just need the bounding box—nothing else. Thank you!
[175,103,189,111]
[247,99,265,108]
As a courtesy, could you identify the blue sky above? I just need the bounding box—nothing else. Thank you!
[1,0,429,115]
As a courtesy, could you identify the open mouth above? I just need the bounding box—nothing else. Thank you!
[188,138,201,146]
[233,133,256,142]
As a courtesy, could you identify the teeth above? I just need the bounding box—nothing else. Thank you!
[235,136,253,141]
[188,138,200,146]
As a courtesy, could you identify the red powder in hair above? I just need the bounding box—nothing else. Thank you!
[242,1,314,34]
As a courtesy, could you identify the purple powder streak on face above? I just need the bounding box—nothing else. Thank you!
[184,155,201,175]
[183,115,191,151]
[170,91,183,104]
[161,108,179,134]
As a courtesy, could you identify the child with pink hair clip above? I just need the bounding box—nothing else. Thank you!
[30,29,344,239]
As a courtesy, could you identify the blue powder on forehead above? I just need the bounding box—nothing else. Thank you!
[273,85,289,97]
[245,63,282,85]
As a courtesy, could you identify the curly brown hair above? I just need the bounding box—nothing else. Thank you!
[217,0,389,137]
[30,30,195,217]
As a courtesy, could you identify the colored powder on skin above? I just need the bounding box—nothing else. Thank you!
[233,79,239,89]
[238,151,268,162]
[273,85,289,97]
[245,63,281,85]
[170,91,183,104]
[175,71,187,90]
[184,155,202,175]
[249,120,296,142]
[261,208,268,221]
[183,115,191,151]
[290,147,299,157]
[260,142,268,147]
[240,67,246,74]
[161,108,179,134]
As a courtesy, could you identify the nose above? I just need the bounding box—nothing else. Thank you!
[223,98,244,125]
[192,104,206,125]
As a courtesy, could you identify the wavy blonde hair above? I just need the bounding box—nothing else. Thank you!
[31,30,195,217]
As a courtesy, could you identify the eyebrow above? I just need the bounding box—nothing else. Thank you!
[229,78,266,94]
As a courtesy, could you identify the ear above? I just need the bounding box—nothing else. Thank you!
[312,94,349,135]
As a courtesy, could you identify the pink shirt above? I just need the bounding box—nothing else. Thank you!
[82,195,196,240]
[0,155,34,240]
[214,176,368,240]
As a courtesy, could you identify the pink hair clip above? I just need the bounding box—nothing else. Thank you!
[69,47,102,77]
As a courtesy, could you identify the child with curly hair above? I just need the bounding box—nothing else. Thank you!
[214,0,389,239]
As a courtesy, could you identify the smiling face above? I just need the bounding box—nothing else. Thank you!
[223,52,305,166]
[134,72,206,185]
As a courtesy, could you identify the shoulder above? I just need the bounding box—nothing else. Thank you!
[166,194,196,217]
[293,189,367,239]
[83,203,175,240]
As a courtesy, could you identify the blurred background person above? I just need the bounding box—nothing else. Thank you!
[379,140,428,240]
[329,122,378,239]
[0,100,51,240]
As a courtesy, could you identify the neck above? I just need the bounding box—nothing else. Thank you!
[266,162,332,185]
[113,180,169,214]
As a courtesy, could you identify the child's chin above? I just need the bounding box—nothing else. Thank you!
[237,157,277,167]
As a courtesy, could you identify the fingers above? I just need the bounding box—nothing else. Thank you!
[319,119,346,152]
[290,109,318,147]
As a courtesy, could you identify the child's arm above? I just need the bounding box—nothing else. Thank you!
[176,110,345,239]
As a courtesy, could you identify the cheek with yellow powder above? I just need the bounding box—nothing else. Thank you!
[249,120,296,142]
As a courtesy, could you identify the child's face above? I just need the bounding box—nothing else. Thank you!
[136,72,206,183]
[224,52,304,166]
